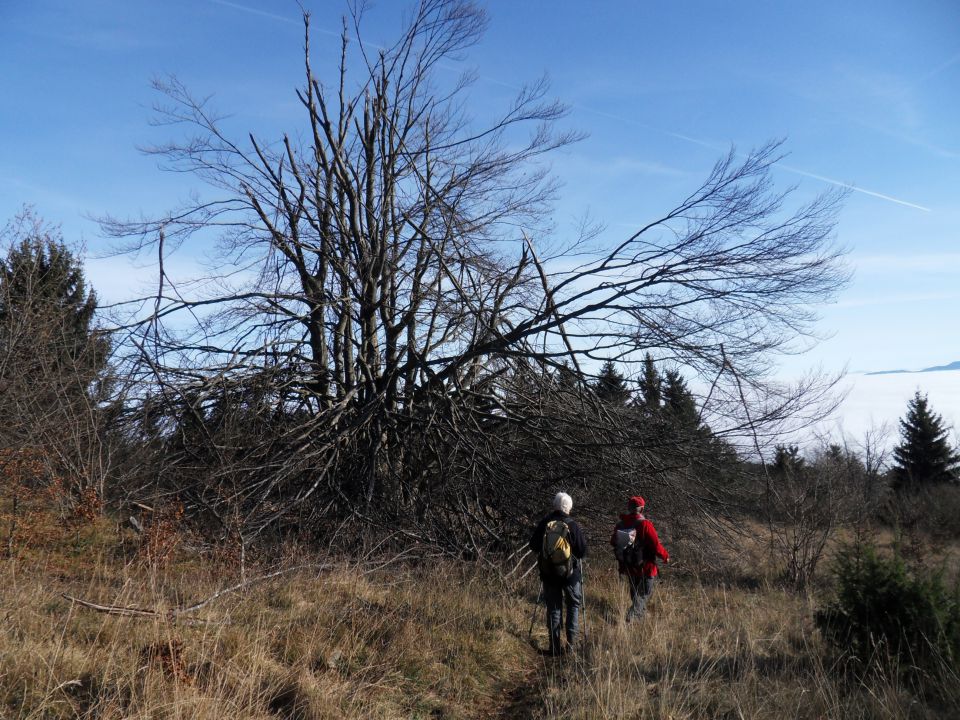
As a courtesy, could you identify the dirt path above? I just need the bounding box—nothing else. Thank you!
[493,672,544,720]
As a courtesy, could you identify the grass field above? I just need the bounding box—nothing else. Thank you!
[2,485,958,719]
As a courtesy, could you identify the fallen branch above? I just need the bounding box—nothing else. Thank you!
[517,560,538,582]
[178,562,331,614]
[62,562,332,622]
[61,548,433,623]
[61,595,159,619]
[504,545,535,579]
[59,594,218,626]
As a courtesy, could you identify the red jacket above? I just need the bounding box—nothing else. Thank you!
[610,513,669,578]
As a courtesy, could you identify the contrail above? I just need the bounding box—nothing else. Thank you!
[208,0,339,37]
[574,105,725,153]
[208,0,300,26]
[775,163,931,212]
[922,49,960,82]
[573,104,930,212]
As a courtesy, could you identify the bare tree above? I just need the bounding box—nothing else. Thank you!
[101,0,848,551]
[764,441,882,589]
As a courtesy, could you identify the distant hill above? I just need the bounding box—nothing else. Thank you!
[920,360,960,373]
[865,360,960,376]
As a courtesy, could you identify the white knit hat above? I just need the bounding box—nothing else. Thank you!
[553,491,573,514]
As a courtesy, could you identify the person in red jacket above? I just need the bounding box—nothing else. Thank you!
[610,495,669,622]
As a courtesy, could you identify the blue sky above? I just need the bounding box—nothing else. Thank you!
[1,0,958,395]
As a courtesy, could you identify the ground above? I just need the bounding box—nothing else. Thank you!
[1,482,958,719]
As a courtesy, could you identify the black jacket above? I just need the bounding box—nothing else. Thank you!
[529,510,588,584]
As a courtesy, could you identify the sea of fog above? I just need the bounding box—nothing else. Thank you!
[816,370,960,449]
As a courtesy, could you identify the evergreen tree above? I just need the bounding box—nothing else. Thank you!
[662,368,699,427]
[594,360,631,404]
[772,444,805,477]
[0,210,111,493]
[0,211,107,389]
[636,352,662,411]
[555,361,584,393]
[892,391,960,491]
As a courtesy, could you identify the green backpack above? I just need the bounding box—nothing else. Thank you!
[539,519,573,579]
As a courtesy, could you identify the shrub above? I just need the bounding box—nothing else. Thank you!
[892,483,960,541]
[816,543,960,677]
[137,502,184,566]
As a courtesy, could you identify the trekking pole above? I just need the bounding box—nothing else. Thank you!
[527,581,542,642]
[580,558,589,643]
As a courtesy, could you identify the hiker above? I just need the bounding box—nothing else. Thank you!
[529,492,587,655]
[610,495,669,622]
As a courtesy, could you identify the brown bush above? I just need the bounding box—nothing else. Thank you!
[69,486,103,526]
[137,502,184,566]
[141,636,192,685]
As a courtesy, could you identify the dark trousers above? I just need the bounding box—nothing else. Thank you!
[543,578,583,653]
[627,575,655,621]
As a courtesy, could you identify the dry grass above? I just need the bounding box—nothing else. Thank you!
[528,569,957,720]
[1,538,533,719]
[2,484,958,719]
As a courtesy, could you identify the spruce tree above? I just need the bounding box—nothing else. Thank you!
[0,212,106,385]
[662,368,699,427]
[892,391,960,491]
[772,444,805,478]
[636,352,662,411]
[555,361,584,392]
[0,210,110,461]
[594,360,631,404]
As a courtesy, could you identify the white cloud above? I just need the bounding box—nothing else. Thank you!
[602,158,690,178]
[822,371,960,448]
[85,253,210,305]
[854,253,960,274]
[833,290,960,309]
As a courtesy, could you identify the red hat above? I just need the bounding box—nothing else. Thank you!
[628,496,645,510]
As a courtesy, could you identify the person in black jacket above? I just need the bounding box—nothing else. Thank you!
[529,492,588,655]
